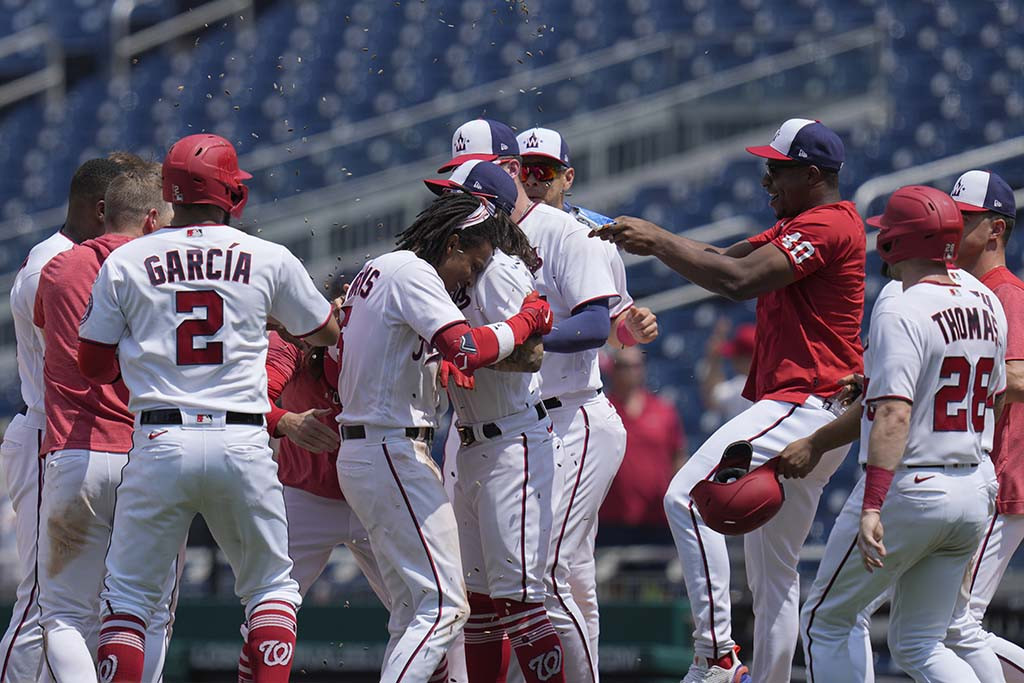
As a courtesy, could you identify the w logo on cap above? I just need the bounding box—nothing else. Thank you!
[454,133,468,153]
[951,178,966,198]
[525,132,540,148]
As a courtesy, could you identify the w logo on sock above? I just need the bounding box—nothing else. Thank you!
[258,640,294,667]
[97,655,118,683]
[528,645,562,681]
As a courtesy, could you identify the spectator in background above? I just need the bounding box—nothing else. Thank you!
[599,347,686,545]
[699,320,755,428]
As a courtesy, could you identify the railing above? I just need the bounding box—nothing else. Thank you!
[0,25,64,109]
[110,0,253,80]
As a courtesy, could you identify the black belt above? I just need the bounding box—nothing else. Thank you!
[139,409,264,426]
[16,404,27,416]
[542,388,602,412]
[861,463,978,470]
[341,425,434,442]
[458,403,546,448]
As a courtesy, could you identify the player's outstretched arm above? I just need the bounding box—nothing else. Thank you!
[777,398,862,479]
[300,316,340,348]
[434,293,553,373]
[592,216,793,301]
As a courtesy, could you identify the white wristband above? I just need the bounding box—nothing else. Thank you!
[485,322,516,361]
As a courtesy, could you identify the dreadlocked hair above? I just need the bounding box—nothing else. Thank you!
[490,211,541,272]
[395,192,501,265]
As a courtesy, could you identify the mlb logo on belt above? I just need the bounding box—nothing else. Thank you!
[196,414,213,423]
[187,228,203,237]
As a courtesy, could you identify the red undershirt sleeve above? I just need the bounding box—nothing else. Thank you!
[77,338,120,384]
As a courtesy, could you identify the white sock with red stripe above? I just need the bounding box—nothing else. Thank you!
[96,612,147,682]
[495,599,565,683]
[464,592,510,681]
[246,600,297,683]
[237,640,254,683]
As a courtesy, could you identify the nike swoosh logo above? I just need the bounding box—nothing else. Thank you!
[914,474,935,484]
[148,429,169,440]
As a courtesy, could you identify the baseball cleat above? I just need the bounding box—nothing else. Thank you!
[681,645,751,683]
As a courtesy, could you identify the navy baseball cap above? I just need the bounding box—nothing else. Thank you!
[516,127,571,166]
[746,118,845,171]
[439,119,520,172]
[424,159,518,216]
[950,170,1016,218]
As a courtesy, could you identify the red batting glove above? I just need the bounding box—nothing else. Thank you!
[439,360,475,390]
[520,291,554,335]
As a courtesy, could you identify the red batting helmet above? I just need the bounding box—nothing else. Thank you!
[690,441,785,536]
[867,185,963,266]
[162,134,252,219]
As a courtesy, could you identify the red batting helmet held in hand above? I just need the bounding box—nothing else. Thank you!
[162,134,252,219]
[690,441,785,536]
[867,185,963,266]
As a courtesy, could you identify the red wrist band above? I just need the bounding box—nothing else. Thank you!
[862,465,894,511]
[616,320,639,347]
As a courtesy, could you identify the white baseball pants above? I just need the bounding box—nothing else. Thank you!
[37,449,178,683]
[663,397,847,683]
[945,509,1024,682]
[802,464,997,683]
[282,485,387,604]
[0,413,43,681]
[337,433,468,682]
[453,410,561,603]
[102,417,300,629]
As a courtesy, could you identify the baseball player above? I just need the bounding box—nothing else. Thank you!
[78,134,340,683]
[594,118,865,683]
[800,185,1005,682]
[425,161,569,683]
[515,126,658,351]
[34,166,181,682]
[0,157,132,681]
[943,170,1024,680]
[441,118,660,681]
[335,192,554,682]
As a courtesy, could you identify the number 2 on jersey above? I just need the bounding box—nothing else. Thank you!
[933,356,995,432]
[176,290,224,365]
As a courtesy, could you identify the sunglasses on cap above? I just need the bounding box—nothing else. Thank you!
[520,163,563,183]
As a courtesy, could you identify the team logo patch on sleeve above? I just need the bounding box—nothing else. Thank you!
[80,293,94,324]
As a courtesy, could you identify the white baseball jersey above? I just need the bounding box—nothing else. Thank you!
[860,280,1007,466]
[79,224,330,413]
[448,250,540,425]
[338,251,465,428]
[518,203,620,398]
[11,229,74,418]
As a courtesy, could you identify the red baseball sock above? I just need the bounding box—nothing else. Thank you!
[96,612,147,682]
[237,639,254,683]
[428,654,450,682]
[495,599,565,683]
[464,592,510,682]
[246,600,297,683]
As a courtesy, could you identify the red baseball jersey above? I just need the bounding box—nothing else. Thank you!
[266,331,343,500]
[34,234,135,455]
[744,200,865,403]
[981,266,1024,514]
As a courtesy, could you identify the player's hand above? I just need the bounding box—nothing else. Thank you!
[834,373,865,407]
[776,437,822,479]
[857,510,886,572]
[588,216,667,256]
[519,291,554,336]
[439,360,475,390]
[277,408,340,453]
[625,306,659,344]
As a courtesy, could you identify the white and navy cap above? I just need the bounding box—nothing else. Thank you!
[439,119,520,172]
[746,118,845,171]
[423,159,518,216]
[950,170,1016,218]
[516,127,571,166]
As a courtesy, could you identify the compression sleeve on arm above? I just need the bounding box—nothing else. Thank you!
[77,338,121,384]
[433,319,527,373]
[543,298,611,353]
